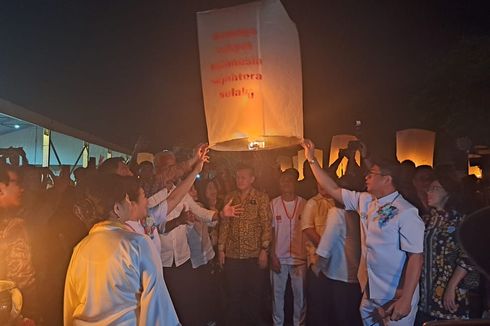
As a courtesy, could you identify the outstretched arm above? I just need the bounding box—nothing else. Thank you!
[301,139,343,204]
[165,145,210,213]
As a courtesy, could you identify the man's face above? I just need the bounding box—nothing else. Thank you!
[279,174,296,195]
[235,169,255,191]
[0,171,24,209]
[116,162,133,177]
[155,154,178,182]
[365,165,389,194]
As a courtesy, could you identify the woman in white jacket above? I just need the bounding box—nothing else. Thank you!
[64,174,180,326]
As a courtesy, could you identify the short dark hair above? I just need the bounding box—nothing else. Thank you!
[371,157,401,189]
[98,157,126,175]
[235,162,255,176]
[280,168,299,181]
[75,174,143,229]
[121,176,141,202]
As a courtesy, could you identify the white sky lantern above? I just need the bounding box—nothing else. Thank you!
[197,0,303,151]
[329,134,361,178]
[396,129,436,167]
[297,149,323,180]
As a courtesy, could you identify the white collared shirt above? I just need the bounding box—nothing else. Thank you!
[316,207,360,283]
[125,220,162,255]
[149,186,216,268]
[342,189,424,300]
[271,196,307,265]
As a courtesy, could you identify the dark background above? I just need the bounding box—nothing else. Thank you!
[0,0,489,154]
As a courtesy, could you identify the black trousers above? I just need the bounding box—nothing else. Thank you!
[306,267,329,326]
[325,277,362,326]
[224,258,264,326]
[163,260,201,326]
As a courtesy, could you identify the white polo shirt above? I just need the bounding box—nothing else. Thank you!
[271,196,307,265]
[149,186,216,268]
[341,189,424,300]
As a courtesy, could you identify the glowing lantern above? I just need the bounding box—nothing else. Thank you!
[468,154,483,179]
[329,135,361,178]
[197,0,303,151]
[396,129,435,167]
[297,149,323,180]
[292,155,299,175]
[276,155,293,172]
[136,152,154,165]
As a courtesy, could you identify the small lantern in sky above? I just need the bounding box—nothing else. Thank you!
[396,129,435,167]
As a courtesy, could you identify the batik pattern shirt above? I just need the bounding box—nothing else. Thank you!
[218,188,272,259]
[419,208,476,320]
[0,217,35,289]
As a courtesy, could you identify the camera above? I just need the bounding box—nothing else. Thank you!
[347,140,362,151]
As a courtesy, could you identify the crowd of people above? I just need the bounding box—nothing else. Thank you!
[0,139,489,326]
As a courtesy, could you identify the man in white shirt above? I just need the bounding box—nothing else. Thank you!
[149,150,241,326]
[270,168,307,326]
[316,203,362,325]
[302,139,424,326]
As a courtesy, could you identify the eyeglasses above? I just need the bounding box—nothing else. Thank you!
[428,185,444,192]
[366,171,387,177]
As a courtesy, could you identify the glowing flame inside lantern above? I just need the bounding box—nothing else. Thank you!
[248,140,266,151]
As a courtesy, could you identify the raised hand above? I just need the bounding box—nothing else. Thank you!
[194,143,209,161]
[301,139,316,161]
[222,199,244,218]
[192,144,210,173]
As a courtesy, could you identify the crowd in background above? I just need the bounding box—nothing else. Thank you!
[0,139,490,326]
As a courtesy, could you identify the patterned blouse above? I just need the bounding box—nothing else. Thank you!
[0,217,36,289]
[218,188,272,259]
[419,208,476,320]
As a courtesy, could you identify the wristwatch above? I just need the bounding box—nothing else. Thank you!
[307,158,316,165]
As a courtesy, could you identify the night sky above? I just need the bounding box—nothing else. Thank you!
[0,0,488,152]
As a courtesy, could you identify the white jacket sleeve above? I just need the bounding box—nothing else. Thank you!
[138,236,180,326]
